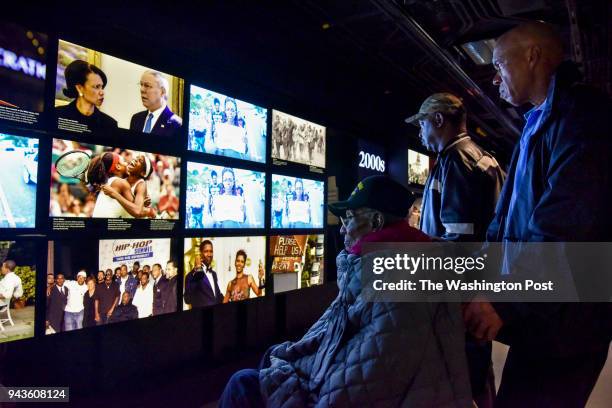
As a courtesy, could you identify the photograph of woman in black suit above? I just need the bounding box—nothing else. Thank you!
[55,60,118,132]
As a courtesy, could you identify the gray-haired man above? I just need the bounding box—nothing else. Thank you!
[130,70,182,137]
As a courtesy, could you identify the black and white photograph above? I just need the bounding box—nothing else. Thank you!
[271,110,326,168]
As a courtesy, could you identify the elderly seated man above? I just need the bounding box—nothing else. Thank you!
[219,175,472,407]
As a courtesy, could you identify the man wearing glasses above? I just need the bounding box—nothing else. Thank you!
[219,175,472,407]
[466,21,612,406]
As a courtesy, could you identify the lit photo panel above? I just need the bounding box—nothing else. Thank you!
[50,139,181,226]
[55,39,184,136]
[270,234,324,293]
[0,133,38,229]
[0,240,36,343]
[183,236,266,308]
[0,22,48,126]
[408,149,430,186]
[271,110,325,168]
[46,238,177,335]
[188,85,267,163]
[271,174,324,229]
[186,162,265,229]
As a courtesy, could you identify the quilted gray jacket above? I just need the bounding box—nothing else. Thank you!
[259,249,472,407]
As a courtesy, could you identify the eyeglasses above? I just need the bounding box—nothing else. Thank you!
[339,210,375,228]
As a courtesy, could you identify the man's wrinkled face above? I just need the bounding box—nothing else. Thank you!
[492,41,531,106]
[140,72,164,111]
[339,208,374,250]
[418,115,438,152]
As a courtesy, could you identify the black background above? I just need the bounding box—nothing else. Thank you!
[0,5,410,406]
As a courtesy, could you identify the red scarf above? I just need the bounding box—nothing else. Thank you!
[349,220,431,255]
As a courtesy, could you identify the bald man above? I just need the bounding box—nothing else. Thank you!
[462,21,612,406]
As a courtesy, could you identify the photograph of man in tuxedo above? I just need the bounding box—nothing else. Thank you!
[184,240,223,308]
[46,273,68,333]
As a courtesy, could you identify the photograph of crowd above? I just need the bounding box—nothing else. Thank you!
[50,139,180,220]
[408,149,430,185]
[185,162,265,229]
[188,85,267,163]
[46,239,177,334]
[0,22,47,122]
[0,133,38,228]
[408,195,423,228]
[271,110,326,168]
[270,234,324,293]
[0,240,36,343]
[54,39,183,136]
[183,237,265,309]
[271,175,324,229]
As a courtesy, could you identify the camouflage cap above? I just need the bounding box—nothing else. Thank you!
[405,93,464,126]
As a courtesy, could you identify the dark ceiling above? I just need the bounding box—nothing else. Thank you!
[7,1,611,164]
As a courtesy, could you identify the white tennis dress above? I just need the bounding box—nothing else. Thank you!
[92,177,133,219]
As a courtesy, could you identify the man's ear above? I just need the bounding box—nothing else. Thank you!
[433,112,444,128]
[372,213,384,231]
[527,44,541,70]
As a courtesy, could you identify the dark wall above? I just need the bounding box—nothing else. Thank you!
[0,4,382,404]
[1,283,337,400]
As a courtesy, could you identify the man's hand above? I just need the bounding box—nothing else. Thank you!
[462,298,503,342]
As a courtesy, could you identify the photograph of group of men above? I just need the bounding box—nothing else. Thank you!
[188,85,267,163]
[46,239,178,334]
[54,39,183,136]
[408,149,430,186]
[271,110,326,168]
[0,22,47,123]
[185,163,265,229]
[0,241,35,343]
[183,237,265,309]
[271,175,324,229]
[50,139,181,220]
